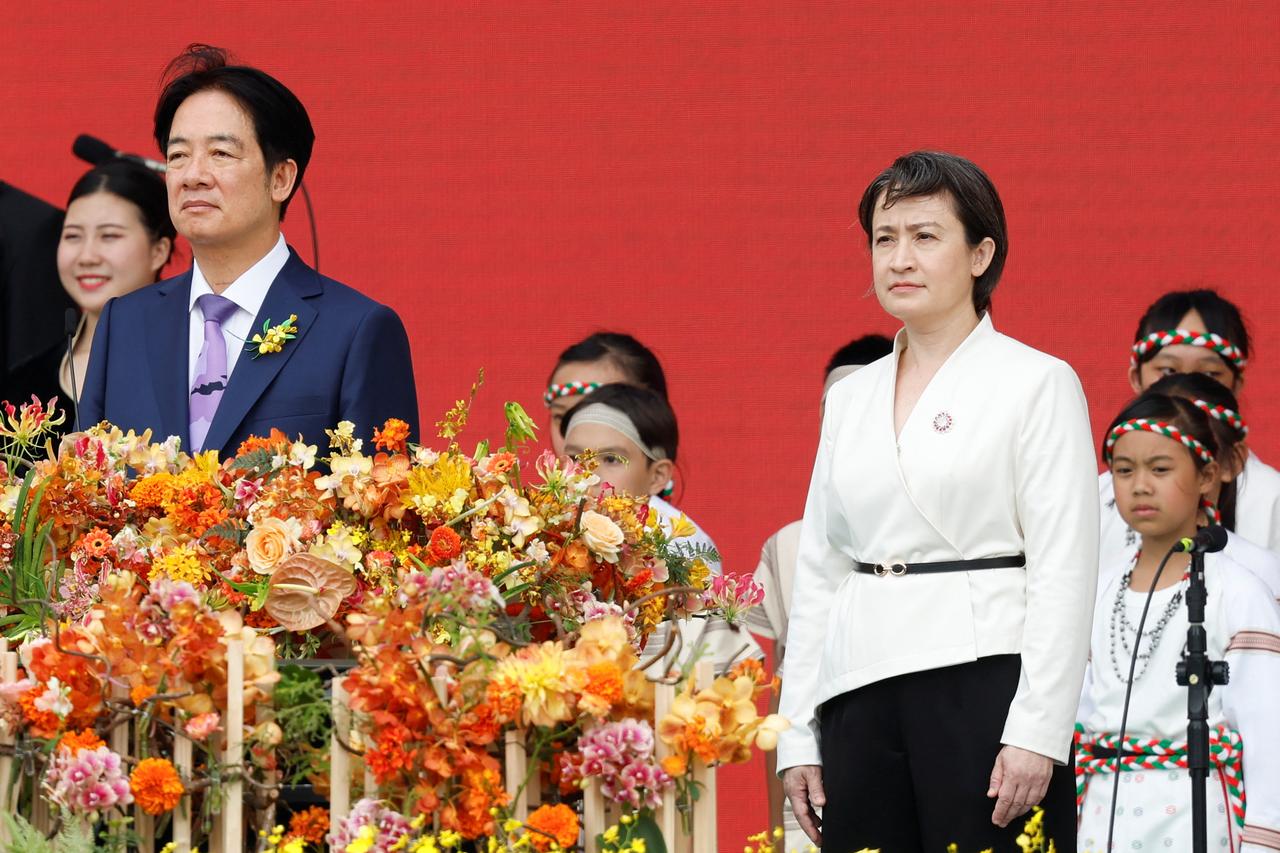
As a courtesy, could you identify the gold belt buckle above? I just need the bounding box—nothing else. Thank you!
[874,561,908,577]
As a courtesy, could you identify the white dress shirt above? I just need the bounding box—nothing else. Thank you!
[187,234,291,387]
[1237,451,1280,551]
[777,314,1099,771]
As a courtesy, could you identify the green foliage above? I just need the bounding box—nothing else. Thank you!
[274,664,333,784]
[0,471,58,639]
[0,812,95,853]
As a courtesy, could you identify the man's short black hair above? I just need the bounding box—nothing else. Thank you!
[826,334,894,376]
[154,44,314,219]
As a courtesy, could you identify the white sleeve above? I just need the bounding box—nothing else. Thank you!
[775,383,851,772]
[1222,570,1280,852]
[1001,360,1100,764]
[745,533,782,642]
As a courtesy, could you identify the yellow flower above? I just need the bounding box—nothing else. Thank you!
[492,642,573,727]
[150,544,210,585]
[668,513,697,540]
[403,453,474,519]
[346,824,378,853]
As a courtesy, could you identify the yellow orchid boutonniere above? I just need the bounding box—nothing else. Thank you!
[247,314,299,358]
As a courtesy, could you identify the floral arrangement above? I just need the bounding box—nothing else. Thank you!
[0,391,780,851]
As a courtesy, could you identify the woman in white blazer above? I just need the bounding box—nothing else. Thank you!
[777,151,1098,852]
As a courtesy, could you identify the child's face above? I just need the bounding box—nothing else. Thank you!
[1129,309,1242,394]
[1111,430,1218,541]
[562,421,664,498]
[546,359,630,455]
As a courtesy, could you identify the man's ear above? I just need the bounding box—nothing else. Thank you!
[270,158,299,205]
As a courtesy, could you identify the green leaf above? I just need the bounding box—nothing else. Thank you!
[630,812,669,853]
[503,401,538,451]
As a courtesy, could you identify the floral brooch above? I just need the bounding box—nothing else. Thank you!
[246,314,299,358]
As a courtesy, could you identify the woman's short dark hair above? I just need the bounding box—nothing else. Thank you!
[1132,289,1250,379]
[67,159,176,272]
[551,332,669,400]
[857,151,1008,314]
[560,382,679,462]
[153,44,314,219]
[1104,391,1233,530]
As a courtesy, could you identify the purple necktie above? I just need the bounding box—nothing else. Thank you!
[189,293,239,452]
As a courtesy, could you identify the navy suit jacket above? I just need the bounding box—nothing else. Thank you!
[80,249,419,458]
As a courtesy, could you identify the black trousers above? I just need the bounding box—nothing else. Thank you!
[817,654,1076,853]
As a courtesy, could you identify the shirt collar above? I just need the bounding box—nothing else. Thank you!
[188,234,291,316]
[892,311,995,357]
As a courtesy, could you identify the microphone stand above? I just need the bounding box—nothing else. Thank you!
[1175,548,1230,853]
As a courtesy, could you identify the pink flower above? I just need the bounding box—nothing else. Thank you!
[185,712,221,741]
[328,798,413,852]
[700,574,765,626]
[560,719,672,809]
[44,745,133,817]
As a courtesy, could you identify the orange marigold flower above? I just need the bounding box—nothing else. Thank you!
[287,805,330,845]
[18,687,60,735]
[130,684,156,707]
[576,661,624,717]
[525,803,579,851]
[77,527,115,560]
[374,418,411,452]
[428,525,463,563]
[131,757,185,815]
[58,728,106,754]
[486,676,523,721]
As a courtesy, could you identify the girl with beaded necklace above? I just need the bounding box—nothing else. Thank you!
[1095,372,1280,602]
[1077,391,1280,852]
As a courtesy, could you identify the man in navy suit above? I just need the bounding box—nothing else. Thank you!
[81,45,418,457]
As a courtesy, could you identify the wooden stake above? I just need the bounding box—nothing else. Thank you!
[173,730,193,853]
[221,637,245,852]
[504,728,528,819]
[330,676,351,824]
[690,661,716,853]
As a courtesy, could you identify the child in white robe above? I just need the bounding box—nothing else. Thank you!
[1079,391,1280,852]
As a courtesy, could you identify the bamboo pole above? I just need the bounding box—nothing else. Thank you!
[330,676,351,824]
[652,679,678,843]
[690,661,716,853]
[221,637,245,852]
[503,728,528,819]
[172,730,193,853]
[0,641,16,843]
[583,775,607,849]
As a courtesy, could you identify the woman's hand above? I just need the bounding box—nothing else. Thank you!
[783,764,825,845]
[987,745,1053,827]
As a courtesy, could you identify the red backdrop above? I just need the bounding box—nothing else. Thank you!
[5,2,1279,845]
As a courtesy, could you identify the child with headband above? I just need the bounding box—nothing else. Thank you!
[560,383,762,669]
[1097,372,1280,602]
[544,332,720,573]
[1114,289,1280,550]
[1078,391,1280,852]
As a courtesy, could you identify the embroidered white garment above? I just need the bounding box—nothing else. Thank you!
[1077,552,1280,852]
[777,314,1099,769]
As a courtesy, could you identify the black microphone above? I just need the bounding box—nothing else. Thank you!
[64,308,81,433]
[1175,525,1229,554]
[72,134,166,173]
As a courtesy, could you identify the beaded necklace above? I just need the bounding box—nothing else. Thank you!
[1108,552,1190,683]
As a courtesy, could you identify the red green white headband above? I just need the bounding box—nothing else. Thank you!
[544,381,601,407]
[1104,418,1215,465]
[1130,328,1247,371]
[1192,399,1249,437]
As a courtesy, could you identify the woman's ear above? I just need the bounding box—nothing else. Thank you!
[646,458,674,497]
[1222,444,1249,482]
[970,237,995,278]
[149,237,172,276]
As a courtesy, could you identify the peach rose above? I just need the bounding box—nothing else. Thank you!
[579,510,625,563]
[245,516,303,575]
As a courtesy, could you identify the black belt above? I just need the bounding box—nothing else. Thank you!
[853,554,1025,577]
